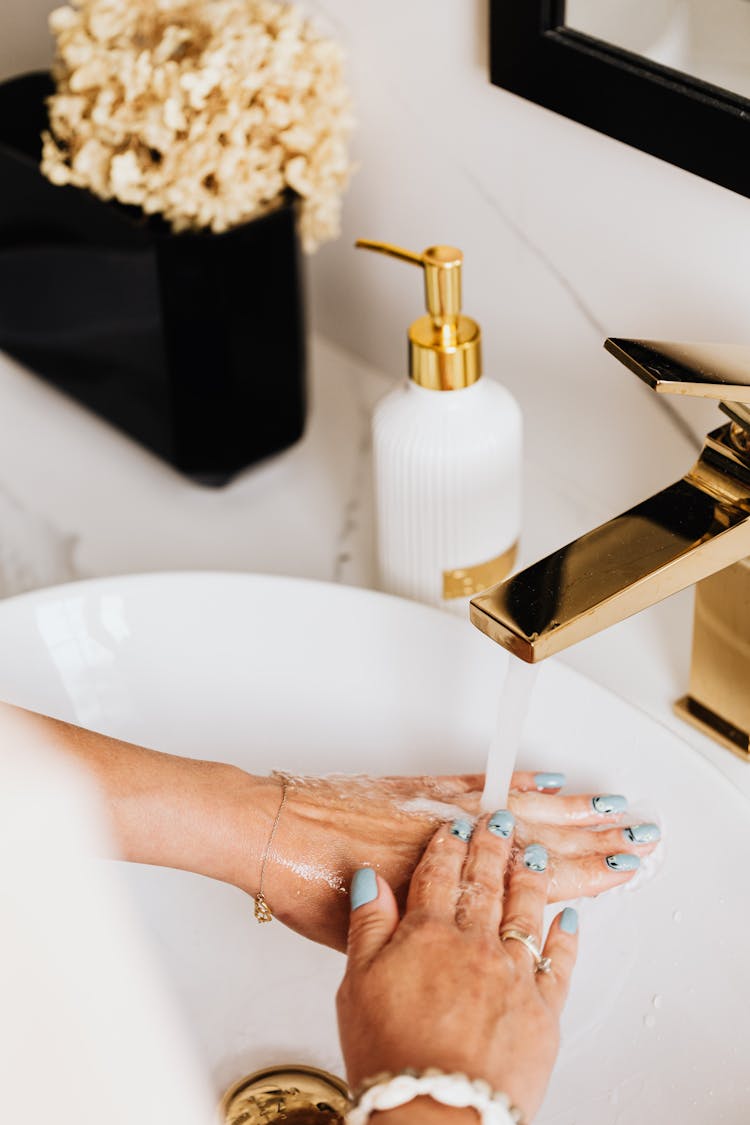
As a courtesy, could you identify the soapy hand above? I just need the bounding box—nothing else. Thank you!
[254,770,658,951]
[0,704,658,958]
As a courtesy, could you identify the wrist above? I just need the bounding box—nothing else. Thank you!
[212,766,282,895]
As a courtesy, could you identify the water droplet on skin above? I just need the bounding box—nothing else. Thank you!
[644,1013,656,1029]
[653,994,663,1009]
[673,910,683,923]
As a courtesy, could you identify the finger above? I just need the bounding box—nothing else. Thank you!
[406,817,474,920]
[509,771,566,794]
[455,811,515,932]
[346,868,400,969]
[510,790,629,827]
[444,771,566,794]
[547,850,642,902]
[414,771,566,796]
[538,908,579,1014]
[501,844,550,962]
[516,821,661,860]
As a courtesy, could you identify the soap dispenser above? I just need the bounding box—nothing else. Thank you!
[357,239,522,614]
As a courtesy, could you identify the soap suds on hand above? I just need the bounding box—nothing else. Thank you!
[397,797,476,822]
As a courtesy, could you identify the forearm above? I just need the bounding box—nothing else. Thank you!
[0,701,276,893]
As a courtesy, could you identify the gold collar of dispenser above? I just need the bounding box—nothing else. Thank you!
[355,239,482,391]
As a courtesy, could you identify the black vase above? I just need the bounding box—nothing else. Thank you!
[0,72,307,485]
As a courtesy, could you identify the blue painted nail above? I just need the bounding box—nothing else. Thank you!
[592,794,627,815]
[534,772,566,791]
[350,867,378,911]
[488,810,515,838]
[559,907,579,935]
[623,823,661,844]
[606,853,641,872]
[450,817,474,842]
[524,844,548,872]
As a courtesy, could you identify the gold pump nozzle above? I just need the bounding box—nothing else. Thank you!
[355,238,482,391]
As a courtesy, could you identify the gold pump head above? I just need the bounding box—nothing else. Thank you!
[355,238,482,391]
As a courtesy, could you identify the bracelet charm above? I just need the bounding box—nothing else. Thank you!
[253,891,273,924]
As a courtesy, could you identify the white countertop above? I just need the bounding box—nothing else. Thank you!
[0,332,746,801]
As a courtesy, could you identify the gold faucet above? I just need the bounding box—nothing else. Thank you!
[470,338,750,761]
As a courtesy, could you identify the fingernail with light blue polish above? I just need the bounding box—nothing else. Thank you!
[350,868,378,911]
[592,794,628,815]
[524,844,548,872]
[606,853,641,872]
[559,907,579,934]
[450,817,474,842]
[534,772,566,791]
[488,810,515,838]
[623,823,661,845]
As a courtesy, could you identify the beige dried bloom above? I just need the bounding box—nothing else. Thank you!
[41,0,354,251]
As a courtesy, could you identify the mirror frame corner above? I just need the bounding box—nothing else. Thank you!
[489,1,750,199]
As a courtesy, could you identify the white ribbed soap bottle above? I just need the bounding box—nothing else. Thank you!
[357,239,522,615]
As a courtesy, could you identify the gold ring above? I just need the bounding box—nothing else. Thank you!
[500,928,552,974]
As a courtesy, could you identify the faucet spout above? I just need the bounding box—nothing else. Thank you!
[470,423,750,663]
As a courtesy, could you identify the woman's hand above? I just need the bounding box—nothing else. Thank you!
[257,770,658,951]
[4,699,656,955]
[337,815,577,1123]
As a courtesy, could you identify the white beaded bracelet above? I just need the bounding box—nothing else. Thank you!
[346,1069,525,1125]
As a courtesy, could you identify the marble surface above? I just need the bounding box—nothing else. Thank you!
[0,332,747,804]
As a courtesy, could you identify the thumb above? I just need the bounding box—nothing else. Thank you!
[346,868,399,967]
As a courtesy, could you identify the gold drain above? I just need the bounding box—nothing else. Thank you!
[221,1065,351,1125]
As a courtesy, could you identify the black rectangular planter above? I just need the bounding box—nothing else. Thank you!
[0,72,307,485]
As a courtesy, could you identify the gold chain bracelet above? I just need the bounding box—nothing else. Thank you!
[254,780,288,924]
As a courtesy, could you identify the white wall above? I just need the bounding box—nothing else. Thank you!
[3,0,748,512]
[0,0,54,79]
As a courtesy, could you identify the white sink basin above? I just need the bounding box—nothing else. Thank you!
[0,572,747,1123]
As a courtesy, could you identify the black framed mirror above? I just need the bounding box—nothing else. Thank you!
[489,2,750,198]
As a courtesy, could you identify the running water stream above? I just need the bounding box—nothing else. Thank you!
[480,658,539,811]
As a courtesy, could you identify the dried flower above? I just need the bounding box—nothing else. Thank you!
[41,0,354,251]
